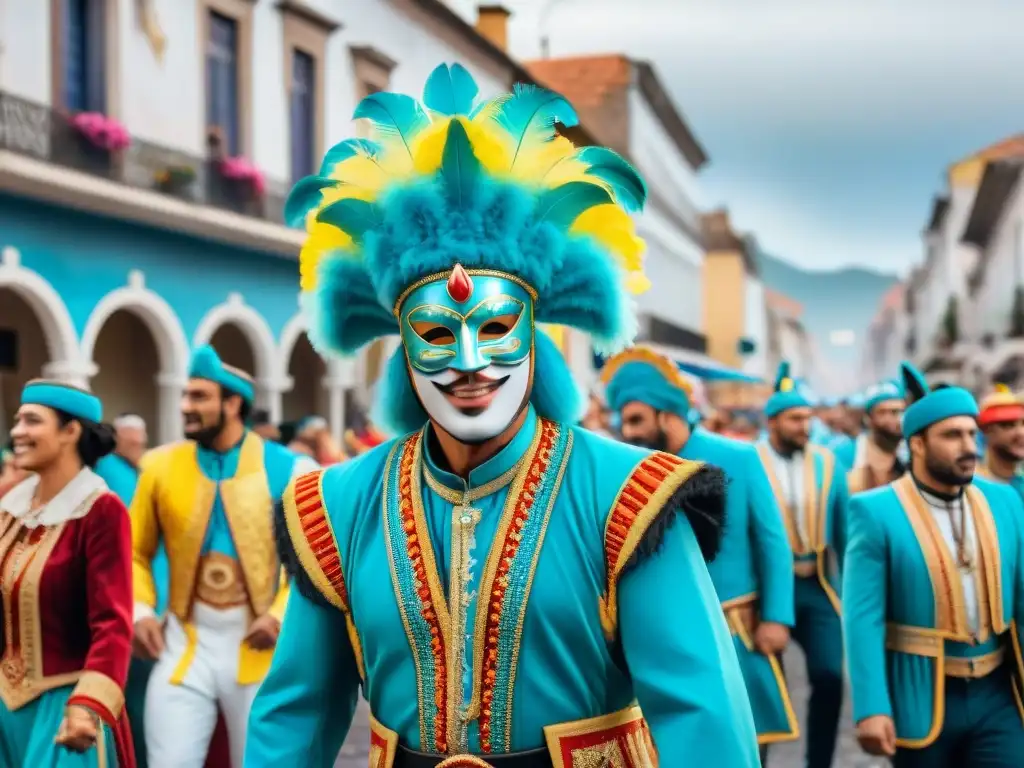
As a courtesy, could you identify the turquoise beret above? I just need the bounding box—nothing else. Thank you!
[21,380,102,422]
[764,361,811,418]
[900,362,978,438]
[189,345,255,405]
[605,360,691,420]
[863,380,904,413]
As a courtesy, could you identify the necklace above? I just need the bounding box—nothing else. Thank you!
[945,498,974,573]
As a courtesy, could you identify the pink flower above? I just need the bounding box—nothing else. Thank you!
[219,156,266,197]
[70,112,131,151]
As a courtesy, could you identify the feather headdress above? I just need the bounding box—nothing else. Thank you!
[286,62,649,360]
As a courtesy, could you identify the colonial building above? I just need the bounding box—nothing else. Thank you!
[859,282,907,387]
[960,145,1024,391]
[904,133,1024,385]
[0,0,582,441]
[524,51,716,390]
[765,288,816,384]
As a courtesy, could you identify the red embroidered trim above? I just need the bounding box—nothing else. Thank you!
[478,419,558,752]
[604,452,684,576]
[293,471,349,610]
[396,433,449,753]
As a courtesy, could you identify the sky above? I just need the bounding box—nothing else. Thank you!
[447,0,1024,275]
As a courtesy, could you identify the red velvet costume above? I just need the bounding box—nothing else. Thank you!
[0,490,136,767]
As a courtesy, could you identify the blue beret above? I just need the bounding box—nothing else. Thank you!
[601,349,692,421]
[21,380,102,422]
[189,345,255,405]
[900,362,978,438]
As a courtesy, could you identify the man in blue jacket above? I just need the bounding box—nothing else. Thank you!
[604,346,797,760]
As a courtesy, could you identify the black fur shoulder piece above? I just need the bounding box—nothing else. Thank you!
[274,498,335,611]
[622,464,728,575]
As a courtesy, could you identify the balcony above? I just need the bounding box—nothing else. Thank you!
[0,92,299,254]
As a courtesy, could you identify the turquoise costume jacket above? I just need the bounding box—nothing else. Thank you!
[248,408,760,767]
[682,428,798,744]
[755,441,848,612]
[830,435,856,469]
[843,474,1024,748]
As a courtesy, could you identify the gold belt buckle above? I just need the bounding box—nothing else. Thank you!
[195,553,248,608]
[436,758,495,767]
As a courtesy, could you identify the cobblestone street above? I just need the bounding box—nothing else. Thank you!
[333,644,886,767]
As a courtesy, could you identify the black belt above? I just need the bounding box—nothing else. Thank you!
[394,745,553,768]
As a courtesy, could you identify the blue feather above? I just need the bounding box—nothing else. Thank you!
[352,92,430,157]
[532,181,612,228]
[316,198,382,243]
[284,176,337,228]
[318,138,381,177]
[440,120,480,207]
[422,63,479,116]
[576,147,648,212]
[487,84,579,165]
[773,361,790,391]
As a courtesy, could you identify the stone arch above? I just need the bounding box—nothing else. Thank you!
[192,293,277,384]
[278,312,329,423]
[80,271,190,443]
[0,246,80,372]
[80,270,190,380]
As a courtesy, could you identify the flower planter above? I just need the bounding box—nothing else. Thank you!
[155,167,197,199]
[75,137,114,178]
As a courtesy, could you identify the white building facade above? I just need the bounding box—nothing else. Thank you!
[0,0,559,441]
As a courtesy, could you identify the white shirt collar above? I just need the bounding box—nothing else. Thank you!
[0,468,108,528]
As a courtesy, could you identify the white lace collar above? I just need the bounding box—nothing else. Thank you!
[0,468,109,528]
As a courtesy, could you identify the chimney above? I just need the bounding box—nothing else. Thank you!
[475,5,511,52]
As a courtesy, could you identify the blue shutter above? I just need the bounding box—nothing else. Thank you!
[290,50,316,182]
[206,12,240,155]
[63,0,106,112]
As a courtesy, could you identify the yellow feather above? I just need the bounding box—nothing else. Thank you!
[328,155,390,194]
[410,117,452,175]
[625,271,651,295]
[995,383,1010,394]
[299,223,353,292]
[510,136,577,181]
[542,155,590,188]
[570,204,645,272]
[462,118,512,175]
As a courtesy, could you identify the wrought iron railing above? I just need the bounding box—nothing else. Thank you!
[0,91,288,226]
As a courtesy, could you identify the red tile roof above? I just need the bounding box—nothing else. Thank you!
[525,54,633,108]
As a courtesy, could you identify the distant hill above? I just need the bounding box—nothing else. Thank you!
[755,251,899,394]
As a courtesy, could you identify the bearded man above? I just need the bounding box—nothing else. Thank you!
[605,347,797,761]
[130,345,304,768]
[837,380,907,492]
[844,364,1024,767]
[975,384,1024,499]
[245,64,758,767]
[756,362,849,768]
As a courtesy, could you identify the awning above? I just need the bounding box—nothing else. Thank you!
[592,342,763,384]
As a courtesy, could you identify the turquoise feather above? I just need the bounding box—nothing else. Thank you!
[318,138,381,177]
[284,176,337,228]
[352,92,430,158]
[316,198,382,243]
[899,361,929,402]
[773,361,790,391]
[485,84,579,167]
[532,181,612,228]
[440,119,480,207]
[577,147,647,212]
[422,63,478,116]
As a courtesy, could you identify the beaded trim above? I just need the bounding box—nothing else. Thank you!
[383,434,452,752]
[597,452,703,641]
[472,419,571,753]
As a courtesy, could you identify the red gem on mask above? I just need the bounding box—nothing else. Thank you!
[447,264,474,303]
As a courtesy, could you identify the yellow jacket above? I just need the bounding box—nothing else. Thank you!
[131,433,289,683]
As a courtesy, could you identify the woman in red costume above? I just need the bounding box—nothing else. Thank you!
[0,380,135,767]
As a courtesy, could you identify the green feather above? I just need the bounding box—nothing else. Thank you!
[576,147,647,212]
[352,92,430,158]
[316,198,381,243]
[532,182,612,228]
[440,120,480,207]
[422,63,479,116]
[284,176,336,228]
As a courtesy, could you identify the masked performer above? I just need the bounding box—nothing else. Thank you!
[131,346,300,768]
[603,347,798,757]
[0,381,134,767]
[844,364,1024,767]
[246,63,758,767]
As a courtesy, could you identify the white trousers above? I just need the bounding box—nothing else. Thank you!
[144,602,256,768]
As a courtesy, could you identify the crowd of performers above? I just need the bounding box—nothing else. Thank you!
[2,63,1024,768]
